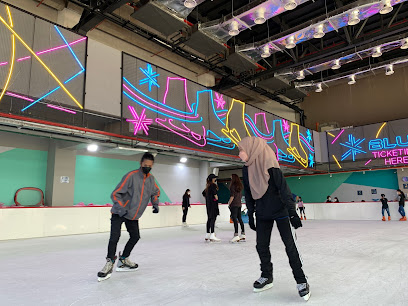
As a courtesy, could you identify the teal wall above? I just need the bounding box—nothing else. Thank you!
[74,155,171,205]
[286,169,398,203]
[0,149,47,206]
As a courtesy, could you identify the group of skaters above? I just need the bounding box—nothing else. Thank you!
[96,137,311,301]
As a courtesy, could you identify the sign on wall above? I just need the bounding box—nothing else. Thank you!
[121,53,315,169]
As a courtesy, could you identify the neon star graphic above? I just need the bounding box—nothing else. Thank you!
[306,129,312,143]
[139,63,160,91]
[308,154,314,167]
[282,119,290,133]
[126,106,153,135]
[214,92,226,109]
[340,134,366,161]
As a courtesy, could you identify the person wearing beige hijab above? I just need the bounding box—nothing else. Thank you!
[238,137,310,301]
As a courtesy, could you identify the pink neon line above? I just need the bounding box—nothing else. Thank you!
[365,159,372,166]
[17,56,31,62]
[47,104,77,114]
[0,62,7,66]
[331,129,345,145]
[255,113,270,134]
[6,92,34,102]
[245,118,274,140]
[123,84,199,120]
[156,117,206,147]
[283,133,315,153]
[273,143,279,161]
[162,77,193,112]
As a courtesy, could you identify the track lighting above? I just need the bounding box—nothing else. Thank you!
[348,10,360,26]
[296,70,305,80]
[372,46,382,58]
[184,0,197,9]
[348,75,356,85]
[380,0,393,14]
[261,44,271,58]
[385,64,394,76]
[401,38,408,50]
[315,83,322,93]
[254,8,266,25]
[283,0,298,11]
[87,144,98,152]
[286,35,296,49]
[229,20,240,36]
[313,24,325,39]
[331,59,341,70]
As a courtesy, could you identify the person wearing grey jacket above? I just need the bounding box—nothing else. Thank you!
[97,152,160,282]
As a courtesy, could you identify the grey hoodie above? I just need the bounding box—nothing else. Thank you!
[111,169,160,220]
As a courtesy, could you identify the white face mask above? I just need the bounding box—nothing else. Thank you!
[239,151,248,162]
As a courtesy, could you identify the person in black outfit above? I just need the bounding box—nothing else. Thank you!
[228,173,245,243]
[397,189,406,221]
[202,174,221,242]
[334,197,340,203]
[182,189,191,227]
[326,196,332,203]
[380,194,390,221]
[238,137,310,301]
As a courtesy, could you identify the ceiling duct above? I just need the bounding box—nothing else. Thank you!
[155,0,207,19]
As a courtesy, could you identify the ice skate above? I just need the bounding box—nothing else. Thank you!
[388,216,391,221]
[116,252,138,272]
[210,233,221,242]
[239,234,246,242]
[97,257,115,282]
[205,233,210,242]
[399,216,407,221]
[300,216,303,220]
[230,235,240,243]
[253,276,273,292]
[182,222,188,227]
[297,283,311,301]
[304,216,307,220]
[382,216,386,221]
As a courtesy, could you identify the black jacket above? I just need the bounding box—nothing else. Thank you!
[243,166,296,220]
[381,198,388,209]
[182,194,190,208]
[399,194,405,207]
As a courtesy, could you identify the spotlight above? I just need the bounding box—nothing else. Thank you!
[296,70,305,80]
[286,35,296,49]
[385,64,394,76]
[229,20,240,36]
[283,0,298,10]
[401,38,408,49]
[184,0,197,9]
[348,9,360,26]
[180,157,188,163]
[313,24,325,39]
[380,0,393,14]
[87,144,98,152]
[254,8,266,24]
[372,46,382,58]
[315,83,322,93]
[261,44,271,58]
[331,59,341,70]
[348,75,356,85]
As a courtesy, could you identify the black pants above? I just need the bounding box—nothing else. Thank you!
[256,217,307,284]
[182,207,188,222]
[107,214,140,260]
[206,216,217,233]
[230,206,245,234]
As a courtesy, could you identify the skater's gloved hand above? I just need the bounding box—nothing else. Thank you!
[153,206,159,213]
[248,214,256,231]
[290,214,302,229]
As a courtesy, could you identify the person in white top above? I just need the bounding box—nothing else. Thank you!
[297,197,306,220]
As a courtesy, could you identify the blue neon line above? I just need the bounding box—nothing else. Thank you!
[123,77,197,116]
[54,26,84,70]
[123,91,202,123]
[207,141,236,150]
[22,70,84,111]
[245,114,274,138]
[206,130,232,144]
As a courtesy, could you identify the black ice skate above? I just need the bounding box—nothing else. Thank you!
[116,252,139,272]
[97,257,116,282]
[297,283,311,301]
[253,276,273,292]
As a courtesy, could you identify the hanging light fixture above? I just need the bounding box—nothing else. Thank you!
[229,20,240,36]
[261,44,271,58]
[297,70,305,80]
[313,24,325,39]
[254,8,266,25]
[286,35,296,49]
[283,0,298,11]
[380,0,393,14]
[372,46,382,58]
[401,38,408,49]
[385,64,394,76]
[331,59,341,70]
[348,75,356,85]
[348,10,360,26]
[315,83,323,93]
[184,0,197,9]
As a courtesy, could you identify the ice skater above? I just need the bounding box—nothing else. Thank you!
[228,174,245,243]
[97,152,160,282]
[182,189,191,227]
[397,189,406,221]
[297,197,306,220]
[380,194,390,221]
[238,137,310,300]
[326,195,332,203]
[202,174,221,242]
[334,197,340,203]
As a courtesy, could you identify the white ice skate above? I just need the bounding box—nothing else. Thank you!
[210,233,221,242]
[182,222,188,227]
[205,233,210,242]
[239,234,246,242]
[116,253,139,272]
[297,283,311,301]
[97,258,115,282]
[253,276,273,292]
[230,236,240,243]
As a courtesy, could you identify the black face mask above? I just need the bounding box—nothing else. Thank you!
[142,167,152,175]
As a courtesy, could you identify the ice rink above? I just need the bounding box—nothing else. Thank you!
[1,220,407,305]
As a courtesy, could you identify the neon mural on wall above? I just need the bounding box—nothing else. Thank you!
[0,5,86,112]
[122,57,315,169]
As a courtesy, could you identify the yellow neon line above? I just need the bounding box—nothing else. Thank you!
[332,155,342,169]
[288,123,308,168]
[0,6,15,103]
[376,122,386,138]
[221,99,251,146]
[0,15,83,109]
[327,132,335,137]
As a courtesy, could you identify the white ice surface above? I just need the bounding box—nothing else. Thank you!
[0,220,407,305]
